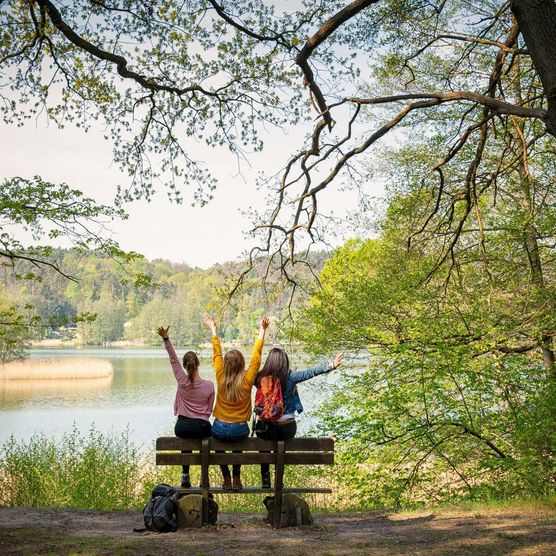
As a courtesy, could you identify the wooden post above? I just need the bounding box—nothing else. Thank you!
[273,440,285,528]
[201,438,210,525]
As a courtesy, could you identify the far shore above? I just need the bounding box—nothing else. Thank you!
[0,357,114,380]
[30,339,147,348]
[30,338,282,349]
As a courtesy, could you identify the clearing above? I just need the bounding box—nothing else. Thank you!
[0,504,555,555]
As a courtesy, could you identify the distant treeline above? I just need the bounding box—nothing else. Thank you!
[0,248,327,346]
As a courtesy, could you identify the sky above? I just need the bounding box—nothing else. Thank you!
[1,120,262,268]
[1,110,382,268]
[0,3,387,270]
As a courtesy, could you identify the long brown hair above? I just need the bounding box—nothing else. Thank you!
[255,348,289,393]
[223,349,246,403]
[182,351,199,382]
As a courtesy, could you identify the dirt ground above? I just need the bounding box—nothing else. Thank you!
[0,505,555,555]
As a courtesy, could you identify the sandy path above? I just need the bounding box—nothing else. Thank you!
[0,506,555,555]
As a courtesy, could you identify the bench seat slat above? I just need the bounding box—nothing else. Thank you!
[155,437,334,452]
[156,452,334,466]
[169,486,332,494]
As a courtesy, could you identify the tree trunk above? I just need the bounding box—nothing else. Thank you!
[511,52,556,375]
[511,0,556,137]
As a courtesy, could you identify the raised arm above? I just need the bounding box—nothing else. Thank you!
[289,352,344,384]
[156,326,189,386]
[245,316,270,384]
[207,384,215,411]
[203,314,223,377]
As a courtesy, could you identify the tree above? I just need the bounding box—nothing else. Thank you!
[77,288,125,345]
[300,229,555,503]
[0,175,153,289]
[0,289,32,362]
[297,85,556,496]
[1,1,555,284]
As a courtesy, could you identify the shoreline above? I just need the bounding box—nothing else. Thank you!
[29,339,282,349]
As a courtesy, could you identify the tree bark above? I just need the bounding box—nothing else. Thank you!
[511,52,556,375]
[511,0,556,136]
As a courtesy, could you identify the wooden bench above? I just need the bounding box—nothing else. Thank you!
[156,437,334,528]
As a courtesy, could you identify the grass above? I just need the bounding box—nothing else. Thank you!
[424,495,556,516]
[0,427,147,510]
[0,428,348,513]
[0,527,149,556]
[2,429,554,516]
[0,358,113,380]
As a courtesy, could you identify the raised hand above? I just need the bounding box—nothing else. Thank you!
[331,352,344,370]
[203,314,217,335]
[258,315,270,338]
[156,325,170,338]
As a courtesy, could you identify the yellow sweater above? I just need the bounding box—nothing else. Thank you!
[211,336,264,422]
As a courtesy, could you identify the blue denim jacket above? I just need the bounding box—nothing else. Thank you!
[282,362,332,416]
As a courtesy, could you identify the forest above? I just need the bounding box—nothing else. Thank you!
[0,248,327,352]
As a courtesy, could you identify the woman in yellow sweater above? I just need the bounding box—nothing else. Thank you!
[203,314,270,489]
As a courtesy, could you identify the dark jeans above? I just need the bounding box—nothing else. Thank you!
[211,419,249,477]
[256,420,297,476]
[174,416,211,474]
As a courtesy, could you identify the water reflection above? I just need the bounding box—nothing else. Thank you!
[0,375,113,406]
[0,347,332,447]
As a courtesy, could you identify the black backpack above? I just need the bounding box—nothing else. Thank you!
[139,483,179,533]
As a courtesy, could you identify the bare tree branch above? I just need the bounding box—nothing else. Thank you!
[295,0,379,130]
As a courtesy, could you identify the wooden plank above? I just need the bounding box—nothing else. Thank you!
[273,441,285,528]
[156,452,334,466]
[201,438,210,525]
[209,437,334,452]
[156,436,335,452]
[209,438,277,451]
[174,486,333,494]
[285,438,334,452]
[157,453,272,465]
[211,453,276,465]
[157,453,202,465]
[156,437,276,451]
[156,437,202,450]
[285,453,334,465]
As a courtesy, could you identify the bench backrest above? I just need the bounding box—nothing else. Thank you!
[156,437,334,466]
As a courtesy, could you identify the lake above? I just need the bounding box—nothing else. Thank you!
[0,347,337,451]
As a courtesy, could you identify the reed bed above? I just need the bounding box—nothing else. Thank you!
[0,376,113,399]
[0,358,113,380]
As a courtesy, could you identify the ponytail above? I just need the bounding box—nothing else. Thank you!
[182,351,200,383]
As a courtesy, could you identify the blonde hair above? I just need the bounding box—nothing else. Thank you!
[222,349,246,403]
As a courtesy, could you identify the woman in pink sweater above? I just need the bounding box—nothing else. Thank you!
[157,326,215,488]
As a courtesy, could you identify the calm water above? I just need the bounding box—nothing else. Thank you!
[0,347,336,450]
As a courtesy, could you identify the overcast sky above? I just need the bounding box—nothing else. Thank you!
[1,111,384,268]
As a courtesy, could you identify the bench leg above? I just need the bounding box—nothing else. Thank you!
[272,441,285,528]
[201,438,210,525]
[265,493,313,527]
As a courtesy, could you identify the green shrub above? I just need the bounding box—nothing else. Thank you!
[0,428,348,512]
[0,426,152,510]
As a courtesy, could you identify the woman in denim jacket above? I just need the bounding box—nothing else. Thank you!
[254,348,344,488]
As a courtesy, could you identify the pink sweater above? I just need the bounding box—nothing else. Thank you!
[164,339,214,420]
